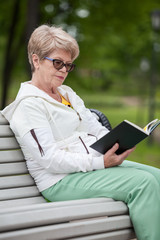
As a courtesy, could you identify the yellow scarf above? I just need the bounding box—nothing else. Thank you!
[59,92,73,108]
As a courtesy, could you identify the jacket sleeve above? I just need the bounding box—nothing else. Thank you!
[82,107,110,139]
[71,92,109,139]
[22,127,104,174]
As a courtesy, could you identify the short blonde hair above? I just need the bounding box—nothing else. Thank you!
[28,24,80,72]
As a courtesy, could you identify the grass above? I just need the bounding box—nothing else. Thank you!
[79,92,160,169]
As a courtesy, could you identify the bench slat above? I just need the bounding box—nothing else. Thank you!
[0,197,46,208]
[0,125,14,137]
[0,175,35,189]
[0,113,8,125]
[0,137,20,150]
[0,150,24,163]
[0,198,114,213]
[0,162,28,176]
[32,216,132,239]
[0,201,129,231]
[0,186,40,201]
[60,229,136,240]
[0,215,133,238]
[0,228,135,240]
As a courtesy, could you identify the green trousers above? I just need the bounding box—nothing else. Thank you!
[42,160,160,240]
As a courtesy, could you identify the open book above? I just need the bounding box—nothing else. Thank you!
[90,119,160,154]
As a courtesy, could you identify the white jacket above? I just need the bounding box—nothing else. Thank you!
[2,82,109,191]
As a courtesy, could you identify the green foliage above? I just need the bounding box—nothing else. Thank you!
[1,0,160,102]
[40,0,160,92]
[129,140,160,169]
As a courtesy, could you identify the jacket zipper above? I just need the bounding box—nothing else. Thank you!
[76,112,82,121]
[87,133,98,140]
[79,136,89,154]
[79,134,98,154]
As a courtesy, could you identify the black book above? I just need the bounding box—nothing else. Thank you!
[90,119,160,154]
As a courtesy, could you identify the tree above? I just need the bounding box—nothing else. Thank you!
[1,0,160,105]
[26,0,40,76]
[1,0,21,109]
[0,0,40,108]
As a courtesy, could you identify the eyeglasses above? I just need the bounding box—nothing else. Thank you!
[44,57,76,72]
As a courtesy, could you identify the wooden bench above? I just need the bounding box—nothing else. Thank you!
[0,111,136,240]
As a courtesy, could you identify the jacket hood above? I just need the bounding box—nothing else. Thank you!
[1,81,78,122]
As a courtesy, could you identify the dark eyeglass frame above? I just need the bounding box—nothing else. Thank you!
[44,57,76,72]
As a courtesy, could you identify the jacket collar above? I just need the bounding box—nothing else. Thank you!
[1,81,84,122]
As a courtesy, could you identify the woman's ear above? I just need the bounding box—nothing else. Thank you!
[32,54,40,70]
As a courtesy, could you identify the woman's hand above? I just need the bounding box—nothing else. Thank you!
[103,143,135,168]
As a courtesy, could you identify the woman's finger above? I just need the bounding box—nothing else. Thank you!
[107,143,119,155]
[119,146,136,160]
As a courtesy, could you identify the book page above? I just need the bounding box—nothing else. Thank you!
[124,120,148,134]
[144,119,160,134]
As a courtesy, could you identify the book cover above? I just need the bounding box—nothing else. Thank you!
[90,119,160,155]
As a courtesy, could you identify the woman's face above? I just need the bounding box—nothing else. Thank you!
[32,49,72,93]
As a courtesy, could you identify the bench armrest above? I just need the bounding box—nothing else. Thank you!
[90,108,112,131]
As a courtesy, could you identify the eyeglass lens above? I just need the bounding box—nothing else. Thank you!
[53,60,75,72]
[44,57,75,72]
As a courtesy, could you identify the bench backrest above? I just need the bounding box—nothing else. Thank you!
[0,112,46,208]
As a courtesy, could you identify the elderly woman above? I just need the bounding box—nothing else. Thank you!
[2,24,160,240]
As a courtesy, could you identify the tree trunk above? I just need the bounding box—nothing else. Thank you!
[26,0,40,77]
[1,0,40,109]
[1,0,20,109]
